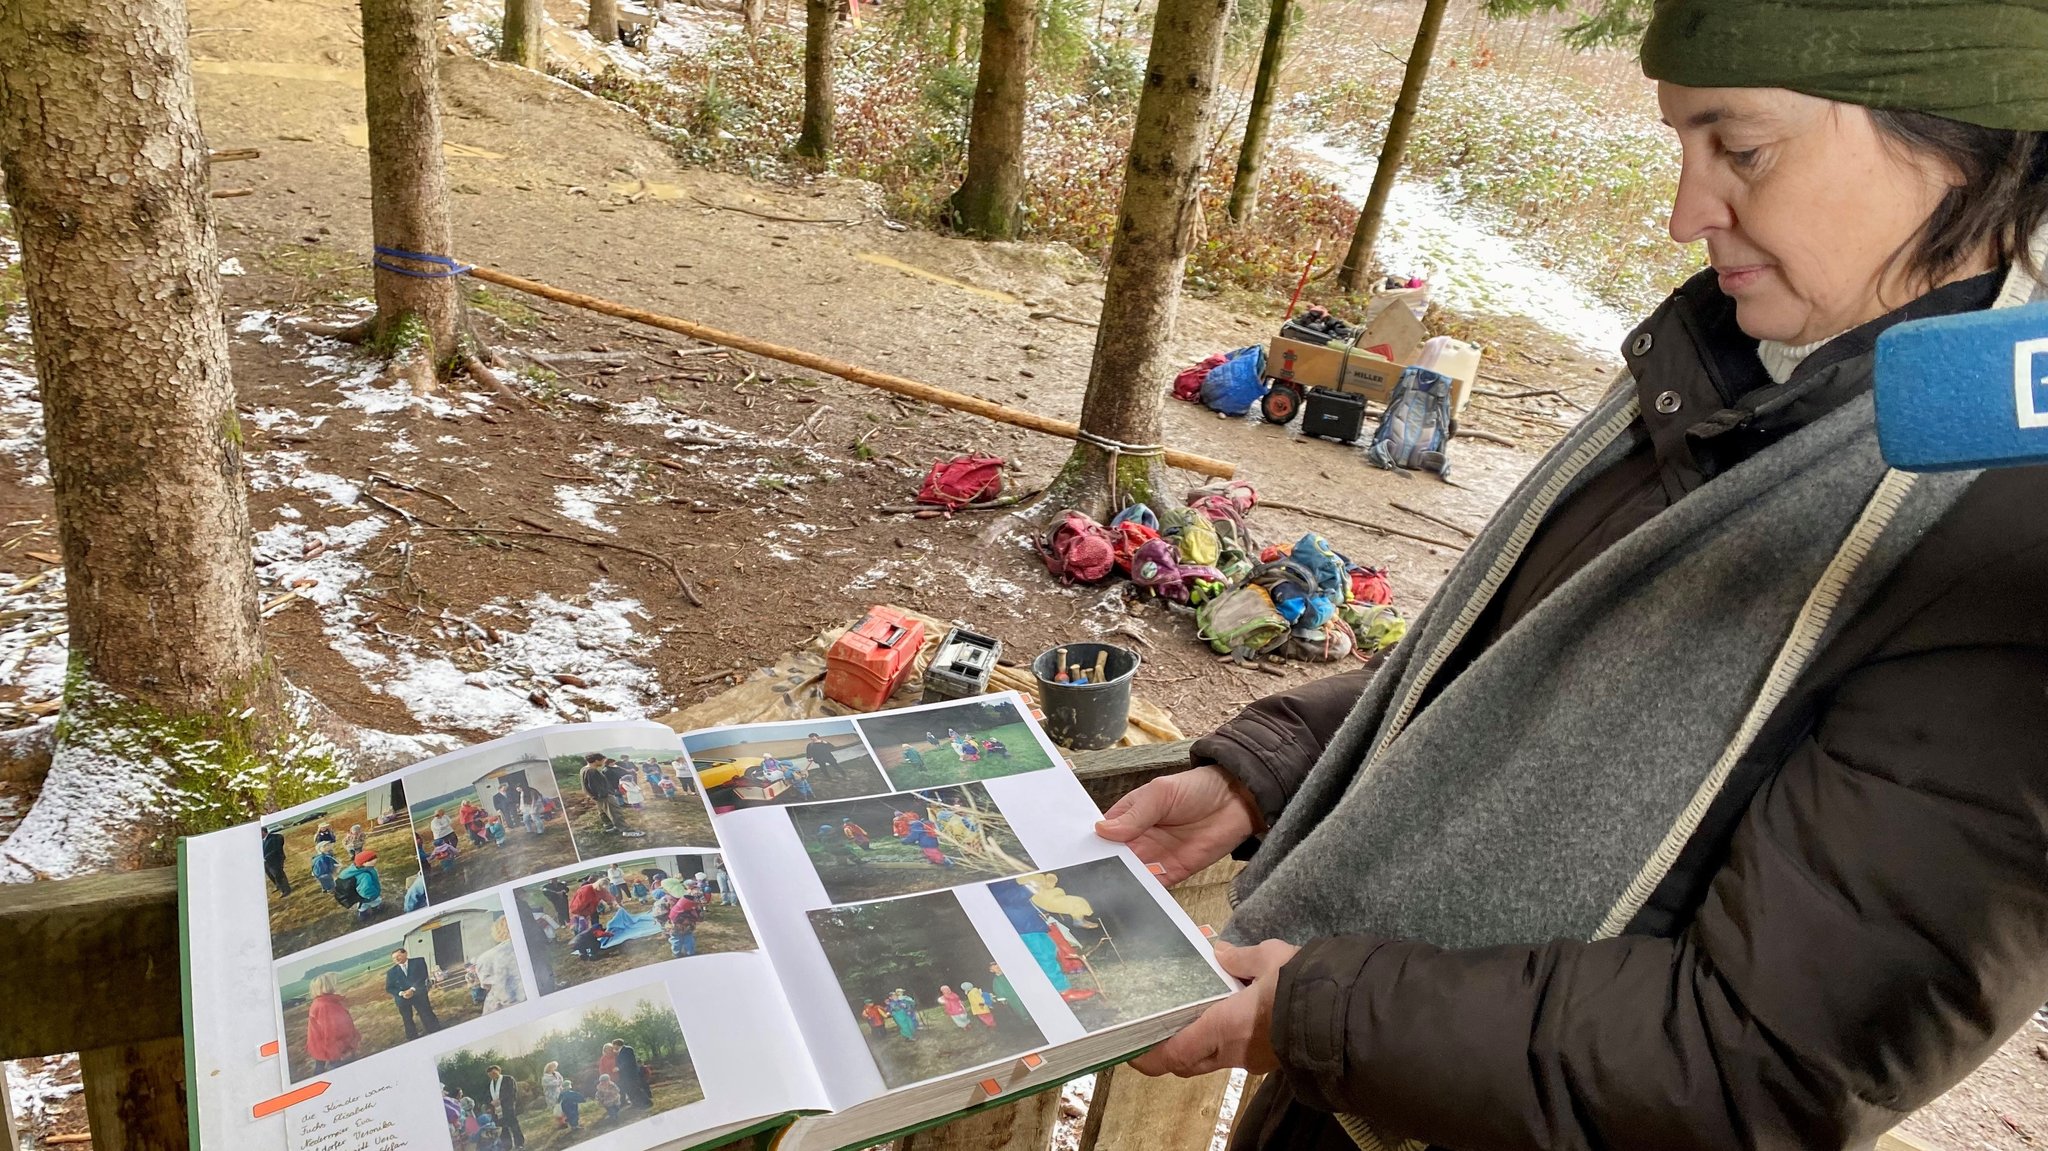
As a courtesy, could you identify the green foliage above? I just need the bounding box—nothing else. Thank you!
[60,665,351,847]
[1481,0,1651,48]
[438,999,689,1104]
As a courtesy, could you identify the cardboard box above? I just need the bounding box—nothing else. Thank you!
[1266,338,1403,402]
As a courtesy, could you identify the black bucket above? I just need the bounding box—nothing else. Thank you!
[1030,642,1140,751]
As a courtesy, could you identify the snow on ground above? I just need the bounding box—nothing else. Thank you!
[0,566,69,716]
[0,360,49,486]
[1293,138,1632,357]
[6,1054,82,1129]
[606,397,847,498]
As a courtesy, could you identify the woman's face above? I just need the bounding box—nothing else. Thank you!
[1658,84,1964,344]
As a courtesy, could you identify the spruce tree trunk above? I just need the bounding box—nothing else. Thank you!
[361,0,467,382]
[0,0,335,872]
[1225,0,1289,226]
[1336,0,1446,293]
[502,0,544,66]
[589,0,620,42]
[795,0,837,160]
[1050,0,1232,514]
[947,0,1037,239]
[742,0,767,37]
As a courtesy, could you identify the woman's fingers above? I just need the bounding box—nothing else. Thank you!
[1130,1002,1225,1076]
[1094,778,1173,840]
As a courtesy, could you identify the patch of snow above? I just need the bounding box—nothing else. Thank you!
[437,435,465,446]
[0,567,68,714]
[244,406,327,434]
[555,485,618,534]
[7,1054,83,1127]
[247,449,364,508]
[767,546,799,562]
[0,690,181,879]
[387,431,419,456]
[1293,137,1631,357]
[254,517,389,607]
[218,256,246,276]
[0,360,49,485]
[847,559,901,591]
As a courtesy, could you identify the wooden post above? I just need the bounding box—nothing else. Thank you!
[1076,858,1242,1151]
[81,1037,187,1151]
[899,1084,1063,1151]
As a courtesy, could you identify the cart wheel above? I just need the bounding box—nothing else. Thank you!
[1261,385,1301,425]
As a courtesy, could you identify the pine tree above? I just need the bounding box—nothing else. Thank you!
[0,0,341,873]
[1225,0,1291,225]
[590,0,621,41]
[946,0,1038,238]
[357,0,475,391]
[1044,0,1234,512]
[502,0,544,66]
[1335,0,1447,293]
[795,0,838,159]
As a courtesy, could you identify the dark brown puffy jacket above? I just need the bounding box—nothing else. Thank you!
[1196,272,2048,1151]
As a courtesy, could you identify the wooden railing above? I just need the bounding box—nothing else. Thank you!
[0,740,1234,1151]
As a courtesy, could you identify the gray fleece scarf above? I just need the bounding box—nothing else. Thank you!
[1225,255,2044,954]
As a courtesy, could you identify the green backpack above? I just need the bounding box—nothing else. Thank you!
[1175,514,1221,568]
[1339,602,1408,655]
[1196,585,1291,659]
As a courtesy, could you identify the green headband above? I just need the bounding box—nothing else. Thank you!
[1641,0,2048,131]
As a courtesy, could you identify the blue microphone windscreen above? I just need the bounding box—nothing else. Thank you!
[1875,300,2048,472]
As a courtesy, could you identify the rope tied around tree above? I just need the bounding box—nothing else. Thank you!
[1075,429,1166,509]
[371,245,474,279]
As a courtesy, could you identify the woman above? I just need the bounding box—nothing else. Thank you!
[543,1062,583,1131]
[429,809,456,852]
[1102,7,2048,1150]
[473,918,523,1014]
[303,973,361,1073]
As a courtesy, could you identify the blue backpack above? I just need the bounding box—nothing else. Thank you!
[1366,366,1454,477]
[1197,346,1268,416]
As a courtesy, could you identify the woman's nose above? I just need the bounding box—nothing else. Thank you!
[1668,164,1731,246]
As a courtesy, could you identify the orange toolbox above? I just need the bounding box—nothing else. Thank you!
[823,607,927,711]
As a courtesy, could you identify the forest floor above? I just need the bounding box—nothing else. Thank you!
[0,0,2038,1146]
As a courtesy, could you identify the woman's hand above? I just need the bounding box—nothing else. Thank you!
[1131,940,1299,1077]
[1094,766,1264,886]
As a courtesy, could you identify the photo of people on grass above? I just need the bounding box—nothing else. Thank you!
[681,718,888,813]
[987,857,1232,1032]
[261,780,418,958]
[410,745,581,903]
[549,740,713,854]
[435,982,702,1151]
[514,853,757,996]
[276,894,521,1083]
[854,699,1055,789]
[808,891,1047,1091]
[787,783,1037,904]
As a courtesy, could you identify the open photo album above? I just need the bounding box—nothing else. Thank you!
[183,692,1236,1151]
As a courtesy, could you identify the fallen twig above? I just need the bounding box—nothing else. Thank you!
[689,194,859,226]
[368,471,471,516]
[1259,497,1467,551]
[1029,310,1098,328]
[415,525,704,605]
[209,187,254,199]
[359,484,425,526]
[208,147,262,163]
[1475,385,1586,412]
[1457,428,1520,448]
[463,352,532,410]
[877,492,1038,515]
[1389,500,1478,541]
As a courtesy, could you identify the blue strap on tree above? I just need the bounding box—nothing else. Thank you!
[371,245,472,279]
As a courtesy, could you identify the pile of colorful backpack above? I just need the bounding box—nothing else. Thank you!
[1035,480,1407,663]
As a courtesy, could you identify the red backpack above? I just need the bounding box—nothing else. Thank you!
[917,454,1005,510]
[1348,565,1394,606]
[1039,511,1116,584]
[1171,353,1228,402]
[1111,520,1161,574]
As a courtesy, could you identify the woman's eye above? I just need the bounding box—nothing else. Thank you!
[1726,147,1760,170]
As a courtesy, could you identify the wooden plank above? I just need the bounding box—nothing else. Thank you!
[0,867,181,1058]
[1077,858,1241,1151]
[1070,739,1193,810]
[898,1080,1063,1151]
[81,1037,187,1151]
[1878,1130,1943,1151]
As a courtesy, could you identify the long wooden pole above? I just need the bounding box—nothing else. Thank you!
[467,266,1236,479]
